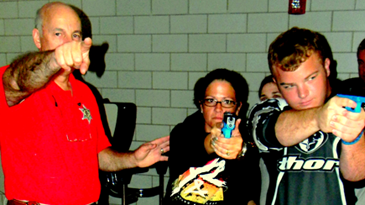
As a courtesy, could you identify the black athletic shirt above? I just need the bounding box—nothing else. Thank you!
[247,98,356,205]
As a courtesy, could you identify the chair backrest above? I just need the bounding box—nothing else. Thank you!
[100,100,167,205]
[103,99,137,152]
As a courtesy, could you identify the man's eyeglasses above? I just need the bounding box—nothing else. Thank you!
[202,98,237,108]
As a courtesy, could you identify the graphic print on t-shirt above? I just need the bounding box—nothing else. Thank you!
[170,158,227,204]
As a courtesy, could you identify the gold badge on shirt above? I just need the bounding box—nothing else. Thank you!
[79,105,92,124]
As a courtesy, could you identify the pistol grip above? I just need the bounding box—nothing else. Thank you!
[222,122,234,139]
[222,127,232,138]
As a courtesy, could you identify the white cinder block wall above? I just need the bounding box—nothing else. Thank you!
[1,0,365,204]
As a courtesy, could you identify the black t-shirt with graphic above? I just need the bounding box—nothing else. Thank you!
[165,111,260,205]
[247,98,356,205]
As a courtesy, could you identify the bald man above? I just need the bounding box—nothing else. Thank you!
[1,2,169,205]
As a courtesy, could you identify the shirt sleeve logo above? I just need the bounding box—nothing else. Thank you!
[296,131,328,154]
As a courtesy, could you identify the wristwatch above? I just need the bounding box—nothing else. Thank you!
[237,141,247,159]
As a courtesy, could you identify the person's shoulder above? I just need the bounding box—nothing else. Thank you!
[171,111,203,133]
[337,77,365,96]
[342,77,362,85]
[176,110,204,127]
[247,98,288,118]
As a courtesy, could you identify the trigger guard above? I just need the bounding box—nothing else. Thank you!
[345,106,360,113]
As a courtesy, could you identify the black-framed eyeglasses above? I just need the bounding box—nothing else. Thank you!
[202,98,237,108]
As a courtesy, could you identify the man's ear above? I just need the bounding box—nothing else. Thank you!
[32,28,41,49]
[324,58,331,77]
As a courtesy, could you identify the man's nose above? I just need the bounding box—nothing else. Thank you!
[64,35,73,43]
[297,84,309,99]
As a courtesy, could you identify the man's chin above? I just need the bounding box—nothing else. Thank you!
[292,103,318,111]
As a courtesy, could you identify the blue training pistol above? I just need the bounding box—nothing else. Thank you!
[337,94,365,113]
[222,112,236,138]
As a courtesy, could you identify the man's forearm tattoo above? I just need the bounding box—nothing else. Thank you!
[3,50,60,106]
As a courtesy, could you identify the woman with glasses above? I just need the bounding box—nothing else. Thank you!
[164,68,260,205]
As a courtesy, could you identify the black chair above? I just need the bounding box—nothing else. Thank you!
[98,99,168,205]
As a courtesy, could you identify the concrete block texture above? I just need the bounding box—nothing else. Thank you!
[135,16,169,34]
[171,90,195,108]
[152,0,188,15]
[81,0,116,16]
[171,54,207,71]
[246,53,269,72]
[152,34,188,52]
[84,71,118,88]
[356,0,365,9]
[152,107,187,125]
[0,54,6,68]
[105,53,134,71]
[248,91,260,109]
[52,0,82,8]
[5,19,34,35]
[20,36,38,52]
[171,15,207,34]
[0,2,18,18]
[323,32,352,52]
[334,53,358,73]
[244,72,267,92]
[268,0,289,12]
[92,35,118,52]
[118,35,151,52]
[248,13,288,33]
[189,34,226,52]
[136,107,152,124]
[312,0,355,11]
[208,53,246,72]
[88,17,100,35]
[18,1,48,18]
[118,71,152,88]
[136,53,170,71]
[0,20,3,36]
[208,14,247,33]
[190,0,227,14]
[117,0,151,15]
[333,11,365,31]
[227,34,266,52]
[0,37,21,52]
[6,53,23,65]
[266,32,282,49]
[101,88,135,103]
[353,32,365,52]
[188,72,207,89]
[136,90,170,107]
[135,124,170,141]
[153,72,188,89]
[100,17,133,34]
[229,0,268,13]
[289,12,332,32]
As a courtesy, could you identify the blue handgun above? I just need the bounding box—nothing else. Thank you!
[337,94,365,113]
[222,112,236,138]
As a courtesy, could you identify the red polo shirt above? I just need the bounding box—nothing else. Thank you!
[0,65,111,204]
